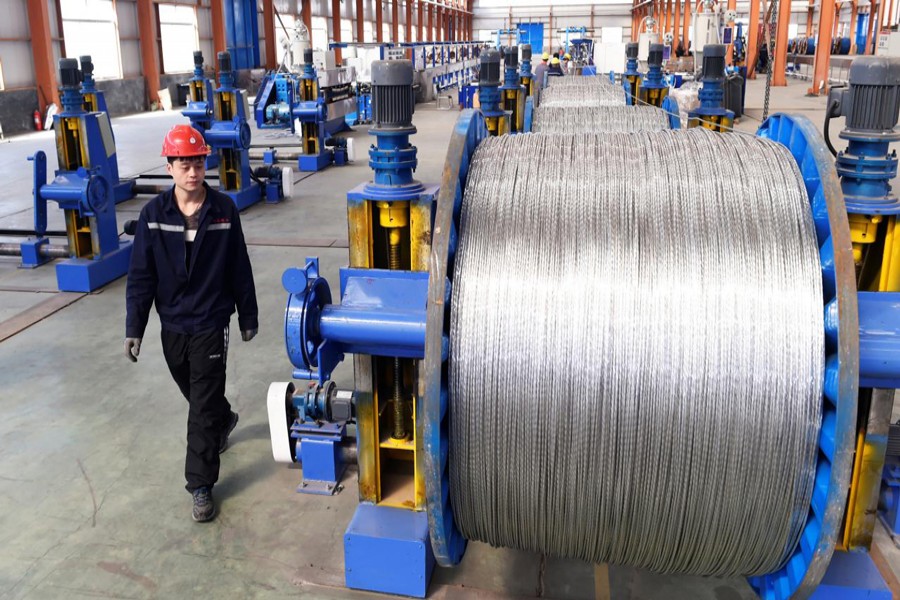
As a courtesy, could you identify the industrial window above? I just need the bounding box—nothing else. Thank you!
[158,3,199,73]
[273,13,303,65]
[311,16,328,51]
[602,27,623,44]
[341,21,353,45]
[60,0,123,79]
[364,21,373,43]
[383,23,392,43]
[275,12,296,51]
[788,23,799,40]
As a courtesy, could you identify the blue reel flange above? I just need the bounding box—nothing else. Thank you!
[423,109,488,566]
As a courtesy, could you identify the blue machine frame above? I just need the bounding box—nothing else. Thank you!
[223,0,260,70]
[254,71,301,132]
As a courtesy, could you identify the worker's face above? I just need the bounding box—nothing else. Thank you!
[166,156,206,194]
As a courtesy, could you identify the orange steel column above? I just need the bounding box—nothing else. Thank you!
[418,0,424,41]
[357,0,365,42]
[849,0,858,52]
[662,0,669,35]
[807,0,815,37]
[262,0,276,69]
[889,0,897,28]
[210,0,226,57]
[632,2,638,42]
[332,0,343,63]
[832,2,840,42]
[683,2,692,51]
[407,0,413,41]
[747,0,761,78]
[673,0,681,50]
[867,2,879,54]
[427,3,433,39]
[301,0,312,38]
[136,0,161,106]
[376,0,384,41]
[392,0,399,41]
[772,0,792,85]
[809,0,836,94]
[27,0,60,115]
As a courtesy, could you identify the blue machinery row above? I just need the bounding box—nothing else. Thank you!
[6,51,296,294]
[253,48,354,171]
[268,48,900,598]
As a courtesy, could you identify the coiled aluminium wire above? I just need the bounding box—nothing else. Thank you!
[448,129,824,577]
[540,80,625,107]
[533,105,669,133]
[549,75,617,87]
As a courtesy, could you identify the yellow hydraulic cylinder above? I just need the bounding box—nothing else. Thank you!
[625,74,641,105]
[688,114,735,132]
[484,115,508,137]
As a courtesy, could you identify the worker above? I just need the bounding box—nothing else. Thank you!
[548,56,564,77]
[564,52,573,74]
[124,124,258,523]
[533,52,551,102]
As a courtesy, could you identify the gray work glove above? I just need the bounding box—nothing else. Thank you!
[241,328,257,342]
[125,337,142,362]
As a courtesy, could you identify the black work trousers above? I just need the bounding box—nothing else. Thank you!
[161,326,231,493]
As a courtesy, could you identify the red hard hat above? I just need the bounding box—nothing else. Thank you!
[161,124,210,157]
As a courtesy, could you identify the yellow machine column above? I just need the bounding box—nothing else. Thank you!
[501,46,526,133]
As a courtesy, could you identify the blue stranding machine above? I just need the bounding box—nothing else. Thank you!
[204,51,291,209]
[21,58,132,293]
[269,59,437,597]
[254,49,351,172]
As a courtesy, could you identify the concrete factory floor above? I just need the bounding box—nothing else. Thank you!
[1,76,899,600]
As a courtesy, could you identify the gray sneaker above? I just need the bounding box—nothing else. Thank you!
[219,411,239,454]
[192,487,217,522]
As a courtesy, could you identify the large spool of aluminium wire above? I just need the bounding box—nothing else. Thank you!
[540,79,626,107]
[532,105,670,133]
[448,128,825,578]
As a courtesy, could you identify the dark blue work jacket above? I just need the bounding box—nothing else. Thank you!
[125,183,258,338]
